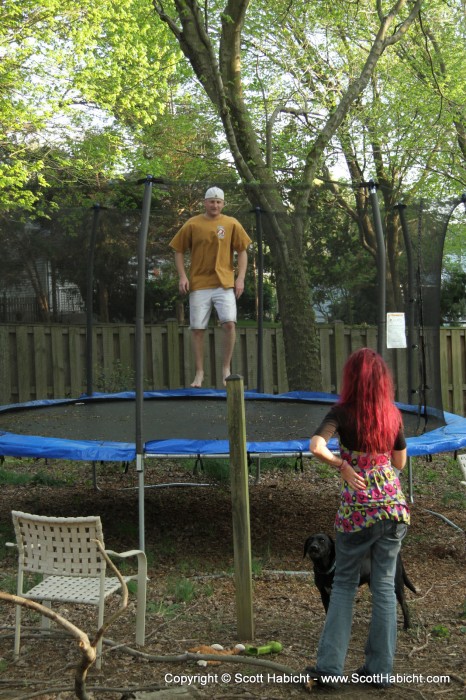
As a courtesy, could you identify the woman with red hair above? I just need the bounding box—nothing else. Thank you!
[305,348,410,689]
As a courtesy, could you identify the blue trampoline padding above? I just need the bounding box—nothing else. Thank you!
[0,431,135,462]
[0,389,466,461]
[405,410,466,457]
[144,438,314,456]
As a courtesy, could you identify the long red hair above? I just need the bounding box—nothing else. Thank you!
[338,348,402,453]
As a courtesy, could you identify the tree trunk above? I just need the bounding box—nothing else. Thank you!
[274,251,321,390]
[153,0,423,389]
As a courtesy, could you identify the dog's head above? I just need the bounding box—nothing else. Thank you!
[303,533,335,565]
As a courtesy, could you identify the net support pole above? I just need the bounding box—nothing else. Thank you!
[135,176,154,551]
[85,204,101,397]
[368,181,386,356]
[395,203,415,403]
[226,374,255,640]
[254,207,264,393]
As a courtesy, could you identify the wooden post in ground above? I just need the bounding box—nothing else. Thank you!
[226,374,255,640]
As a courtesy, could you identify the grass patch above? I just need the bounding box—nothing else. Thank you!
[0,573,18,594]
[146,600,181,618]
[146,576,213,619]
[411,455,466,507]
[0,467,66,487]
[252,557,264,575]
[315,461,337,478]
[165,576,197,604]
[189,456,302,483]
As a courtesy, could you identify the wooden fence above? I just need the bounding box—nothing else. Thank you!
[0,320,465,416]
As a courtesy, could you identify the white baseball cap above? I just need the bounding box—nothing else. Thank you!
[204,187,224,200]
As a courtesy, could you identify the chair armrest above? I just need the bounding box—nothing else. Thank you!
[105,549,146,561]
[105,549,148,579]
[105,549,147,647]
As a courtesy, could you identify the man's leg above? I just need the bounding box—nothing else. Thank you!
[222,321,236,385]
[191,328,205,388]
[212,288,237,385]
[189,290,213,388]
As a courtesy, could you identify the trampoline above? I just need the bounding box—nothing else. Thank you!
[1,388,466,462]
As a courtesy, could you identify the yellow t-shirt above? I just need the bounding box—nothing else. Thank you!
[169,214,252,291]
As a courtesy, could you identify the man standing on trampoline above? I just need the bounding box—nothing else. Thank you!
[169,187,252,388]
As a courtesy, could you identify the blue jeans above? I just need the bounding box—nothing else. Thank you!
[315,519,407,677]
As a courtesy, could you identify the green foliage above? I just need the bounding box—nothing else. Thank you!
[305,187,378,323]
[0,0,178,213]
[0,468,65,487]
[145,272,184,323]
[239,276,276,322]
[441,265,466,324]
[431,624,450,639]
[2,0,465,387]
[0,574,17,595]
[197,459,230,483]
[251,558,264,576]
[96,360,136,393]
[165,576,197,604]
[411,456,466,509]
[314,461,338,479]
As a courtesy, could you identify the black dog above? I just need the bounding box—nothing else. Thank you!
[303,533,416,629]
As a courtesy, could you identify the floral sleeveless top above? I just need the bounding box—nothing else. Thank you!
[335,446,410,533]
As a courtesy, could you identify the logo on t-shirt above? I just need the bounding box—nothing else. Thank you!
[216,226,225,240]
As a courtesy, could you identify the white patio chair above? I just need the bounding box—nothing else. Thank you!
[10,510,147,669]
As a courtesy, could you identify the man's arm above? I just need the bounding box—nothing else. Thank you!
[174,251,189,294]
[234,249,248,299]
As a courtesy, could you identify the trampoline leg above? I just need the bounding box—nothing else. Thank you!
[137,455,145,551]
[255,457,261,484]
[407,455,414,504]
[92,461,102,492]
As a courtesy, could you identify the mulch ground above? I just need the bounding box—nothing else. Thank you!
[0,454,464,700]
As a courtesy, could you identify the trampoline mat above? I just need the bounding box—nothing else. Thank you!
[0,397,440,444]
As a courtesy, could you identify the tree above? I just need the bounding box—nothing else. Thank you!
[0,0,176,213]
[441,266,466,324]
[151,0,424,389]
[322,1,466,312]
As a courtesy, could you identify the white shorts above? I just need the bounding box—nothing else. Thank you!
[189,288,237,329]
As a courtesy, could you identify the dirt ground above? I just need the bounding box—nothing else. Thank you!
[0,454,464,700]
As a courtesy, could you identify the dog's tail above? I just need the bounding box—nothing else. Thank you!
[402,562,418,593]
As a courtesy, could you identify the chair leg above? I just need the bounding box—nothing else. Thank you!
[14,602,22,658]
[96,602,105,670]
[40,600,52,630]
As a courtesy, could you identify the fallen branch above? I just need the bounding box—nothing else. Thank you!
[408,634,430,658]
[0,539,129,700]
[103,638,300,675]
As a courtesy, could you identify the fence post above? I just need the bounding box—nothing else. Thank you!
[226,374,255,641]
[0,326,9,404]
[333,321,346,394]
[166,318,180,388]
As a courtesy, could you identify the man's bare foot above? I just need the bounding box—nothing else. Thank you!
[222,368,231,386]
[190,371,204,388]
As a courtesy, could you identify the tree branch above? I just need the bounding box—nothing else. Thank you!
[298,0,424,210]
[0,539,129,700]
